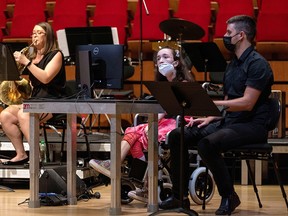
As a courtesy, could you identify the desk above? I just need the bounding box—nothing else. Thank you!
[23,99,164,215]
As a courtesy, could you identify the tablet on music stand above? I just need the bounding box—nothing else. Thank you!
[0,43,21,81]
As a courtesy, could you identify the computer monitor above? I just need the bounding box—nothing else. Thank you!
[76,44,124,98]
[0,43,21,81]
[57,26,119,63]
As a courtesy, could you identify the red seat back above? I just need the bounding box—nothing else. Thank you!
[8,0,46,38]
[129,0,169,41]
[52,0,87,33]
[173,0,211,42]
[214,0,254,39]
[92,0,128,44]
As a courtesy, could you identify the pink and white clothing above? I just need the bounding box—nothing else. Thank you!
[123,117,177,159]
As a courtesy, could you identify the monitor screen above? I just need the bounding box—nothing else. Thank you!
[0,43,21,81]
[76,44,124,98]
[57,26,119,63]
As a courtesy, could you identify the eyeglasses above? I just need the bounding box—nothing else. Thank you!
[31,31,46,37]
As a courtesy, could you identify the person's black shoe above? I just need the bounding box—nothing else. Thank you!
[2,157,29,165]
[215,192,241,215]
[159,195,190,210]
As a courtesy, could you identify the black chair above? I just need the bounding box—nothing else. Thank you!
[203,98,288,209]
[41,80,90,164]
[42,114,90,163]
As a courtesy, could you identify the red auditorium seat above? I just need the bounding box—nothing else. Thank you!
[256,0,288,60]
[86,0,98,5]
[91,0,128,45]
[5,0,16,4]
[129,0,169,41]
[0,0,7,41]
[2,0,46,42]
[257,0,262,9]
[128,0,170,59]
[213,0,254,60]
[173,0,211,42]
[52,0,88,33]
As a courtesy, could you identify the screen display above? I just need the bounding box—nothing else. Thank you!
[76,44,124,98]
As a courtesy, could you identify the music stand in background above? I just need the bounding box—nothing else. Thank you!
[144,81,220,216]
[0,43,21,81]
[181,42,227,82]
[0,43,20,192]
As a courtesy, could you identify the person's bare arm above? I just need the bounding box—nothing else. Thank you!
[214,86,261,112]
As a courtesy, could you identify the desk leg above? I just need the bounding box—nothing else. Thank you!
[147,113,158,213]
[255,160,262,185]
[29,113,40,208]
[66,114,77,205]
[109,114,122,215]
[241,161,248,185]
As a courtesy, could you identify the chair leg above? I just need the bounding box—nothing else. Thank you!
[42,124,50,162]
[60,126,66,162]
[81,122,90,160]
[271,155,288,208]
[245,160,263,208]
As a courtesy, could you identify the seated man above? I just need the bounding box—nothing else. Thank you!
[159,15,274,215]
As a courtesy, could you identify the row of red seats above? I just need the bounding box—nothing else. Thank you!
[1,0,288,61]
[0,0,262,42]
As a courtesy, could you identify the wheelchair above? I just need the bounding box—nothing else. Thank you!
[120,114,215,206]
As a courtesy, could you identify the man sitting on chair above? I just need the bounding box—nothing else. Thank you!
[159,15,274,215]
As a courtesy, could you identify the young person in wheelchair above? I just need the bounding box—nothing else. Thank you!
[89,46,194,203]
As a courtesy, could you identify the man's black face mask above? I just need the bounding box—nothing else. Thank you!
[223,32,240,52]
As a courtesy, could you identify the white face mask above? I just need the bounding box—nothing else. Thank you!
[158,63,176,78]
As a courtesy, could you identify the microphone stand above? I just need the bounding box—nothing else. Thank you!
[139,0,149,98]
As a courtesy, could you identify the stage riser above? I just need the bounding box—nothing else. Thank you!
[0,168,95,179]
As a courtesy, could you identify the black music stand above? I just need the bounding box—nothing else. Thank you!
[0,43,21,81]
[0,43,20,192]
[144,81,221,216]
[181,42,227,82]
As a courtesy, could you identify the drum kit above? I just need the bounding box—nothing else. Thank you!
[157,18,227,83]
[153,17,205,51]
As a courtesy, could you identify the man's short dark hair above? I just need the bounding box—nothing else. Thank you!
[227,15,256,43]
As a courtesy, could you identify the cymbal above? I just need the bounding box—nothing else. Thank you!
[159,18,205,40]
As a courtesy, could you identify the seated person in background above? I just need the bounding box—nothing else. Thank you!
[159,15,274,215]
[0,22,66,165]
[89,46,194,202]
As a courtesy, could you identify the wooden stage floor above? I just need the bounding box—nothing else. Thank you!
[0,184,287,216]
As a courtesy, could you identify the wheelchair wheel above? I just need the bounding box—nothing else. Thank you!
[121,179,136,204]
[189,167,215,205]
[158,182,172,202]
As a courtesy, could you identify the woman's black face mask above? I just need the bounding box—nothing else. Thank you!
[223,32,240,52]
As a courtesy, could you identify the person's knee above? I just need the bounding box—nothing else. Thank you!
[17,111,28,123]
[167,127,181,148]
[0,110,11,124]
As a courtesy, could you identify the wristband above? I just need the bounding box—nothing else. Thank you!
[26,61,32,67]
